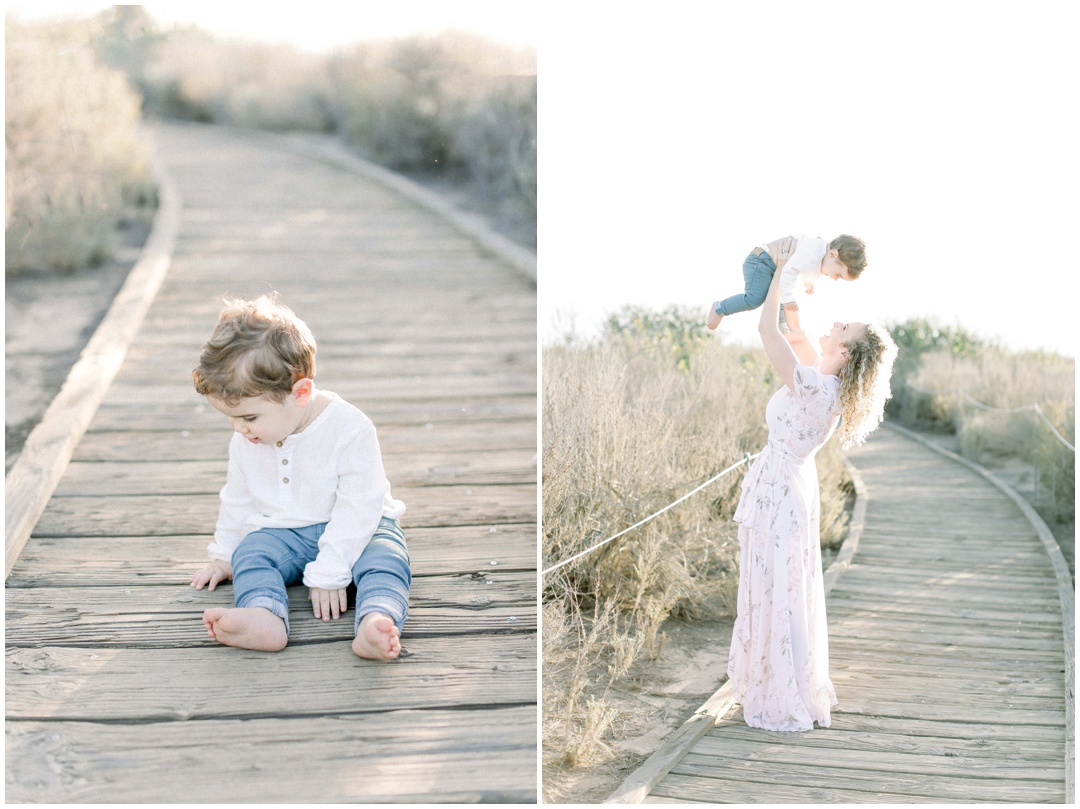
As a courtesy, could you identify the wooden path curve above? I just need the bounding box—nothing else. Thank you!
[621,426,1071,804]
[5,121,537,802]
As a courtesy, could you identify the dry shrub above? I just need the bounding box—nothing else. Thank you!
[5,17,155,275]
[328,32,536,243]
[142,27,334,131]
[909,347,1075,521]
[542,314,851,769]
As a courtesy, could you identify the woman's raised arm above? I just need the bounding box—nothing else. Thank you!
[758,240,800,389]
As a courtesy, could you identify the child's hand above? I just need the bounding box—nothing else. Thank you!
[310,587,348,621]
[191,559,232,591]
[804,281,815,295]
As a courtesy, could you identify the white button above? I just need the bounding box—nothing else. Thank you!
[283,477,290,484]
[282,459,289,465]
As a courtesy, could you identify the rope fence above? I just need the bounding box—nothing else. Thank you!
[541,451,760,577]
[905,380,1074,452]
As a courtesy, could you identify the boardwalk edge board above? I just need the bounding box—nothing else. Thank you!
[272,127,537,284]
[603,454,869,804]
[884,421,1075,804]
[4,155,182,579]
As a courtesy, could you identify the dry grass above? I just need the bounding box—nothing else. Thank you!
[5,17,155,276]
[541,313,851,776]
[900,347,1075,522]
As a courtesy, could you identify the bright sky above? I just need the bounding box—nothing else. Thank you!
[540,2,1077,357]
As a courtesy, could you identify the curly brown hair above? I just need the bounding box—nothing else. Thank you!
[192,294,317,404]
[836,322,897,448]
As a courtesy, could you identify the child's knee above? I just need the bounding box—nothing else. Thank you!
[352,538,411,590]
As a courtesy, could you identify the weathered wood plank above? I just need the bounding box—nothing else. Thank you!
[87,395,537,429]
[652,767,1060,804]
[51,450,536,496]
[30,485,537,537]
[103,374,536,403]
[6,524,536,586]
[71,421,536,461]
[5,574,536,648]
[6,633,534,721]
[692,729,1065,777]
[5,706,536,803]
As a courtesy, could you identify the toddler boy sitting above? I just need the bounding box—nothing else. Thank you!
[189,295,410,659]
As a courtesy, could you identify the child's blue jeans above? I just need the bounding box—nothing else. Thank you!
[230,518,410,637]
[714,250,777,317]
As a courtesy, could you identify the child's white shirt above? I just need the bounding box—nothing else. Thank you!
[207,392,406,590]
[765,233,826,305]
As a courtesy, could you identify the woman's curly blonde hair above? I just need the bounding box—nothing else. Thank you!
[836,322,898,449]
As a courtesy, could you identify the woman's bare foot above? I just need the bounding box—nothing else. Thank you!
[203,607,287,652]
[352,611,402,660]
[707,304,724,330]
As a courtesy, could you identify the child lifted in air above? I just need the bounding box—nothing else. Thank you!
[189,295,410,660]
[707,234,867,338]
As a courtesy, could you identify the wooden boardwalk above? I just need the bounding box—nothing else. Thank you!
[635,426,1071,803]
[5,121,537,802]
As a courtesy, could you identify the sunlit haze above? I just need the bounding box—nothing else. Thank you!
[4,2,537,50]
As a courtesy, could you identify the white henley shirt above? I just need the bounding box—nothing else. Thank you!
[768,233,826,305]
[206,392,406,591]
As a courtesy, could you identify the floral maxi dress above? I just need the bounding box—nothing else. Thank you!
[727,363,840,731]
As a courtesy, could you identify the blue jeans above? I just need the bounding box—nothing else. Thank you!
[230,517,411,636]
[715,250,777,316]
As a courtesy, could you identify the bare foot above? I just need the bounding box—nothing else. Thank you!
[203,607,287,652]
[352,611,402,660]
[706,303,723,331]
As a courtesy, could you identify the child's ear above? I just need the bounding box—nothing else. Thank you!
[291,378,314,404]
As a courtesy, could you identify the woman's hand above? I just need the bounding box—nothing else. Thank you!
[773,236,795,270]
[191,559,232,591]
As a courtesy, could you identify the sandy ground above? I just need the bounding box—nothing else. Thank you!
[5,218,151,473]
[543,609,735,803]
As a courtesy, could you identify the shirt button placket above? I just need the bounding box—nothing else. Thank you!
[277,443,293,489]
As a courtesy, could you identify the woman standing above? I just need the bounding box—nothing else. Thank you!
[727,238,896,732]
